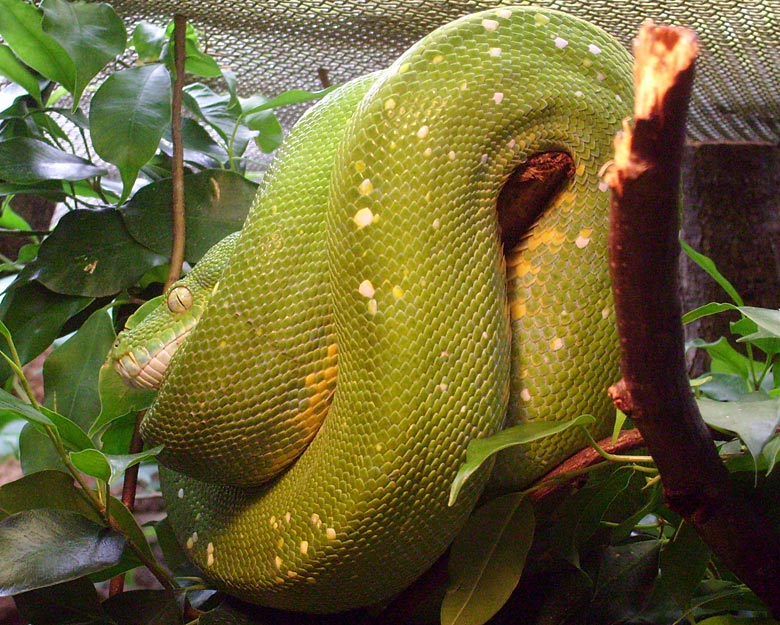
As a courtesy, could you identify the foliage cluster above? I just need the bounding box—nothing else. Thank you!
[0,1,777,624]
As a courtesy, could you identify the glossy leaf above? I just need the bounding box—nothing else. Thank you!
[449,414,596,505]
[697,396,780,462]
[0,469,102,524]
[163,21,221,78]
[0,137,106,183]
[442,493,534,625]
[132,22,165,62]
[0,43,42,104]
[0,0,75,92]
[0,508,125,595]
[43,309,115,430]
[70,445,162,485]
[122,169,254,261]
[0,280,92,380]
[22,209,166,297]
[90,64,172,201]
[107,496,156,564]
[41,0,126,105]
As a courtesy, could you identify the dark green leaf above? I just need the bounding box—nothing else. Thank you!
[0,469,102,524]
[183,83,252,157]
[103,589,183,625]
[697,396,780,462]
[0,280,92,380]
[0,387,54,427]
[13,577,112,625]
[19,422,65,474]
[0,0,75,93]
[107,496,156,564]
[44,309,115,430]
[0,508,125,595]
[177,117,229,165]
[41,0,126,105]
[22,209,166,297]
[442,493,534,625]
[449,414,596,505]
[132,22,165,63]
[652,521,710,611]
[90,64,172,201]
[154,517,198,577]
[681,240,743,306]
[122,169,254,261]
[0,43,42,104]
[0,137,106,183]
[40,405,94,451]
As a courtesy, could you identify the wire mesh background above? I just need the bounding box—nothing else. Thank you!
[106,0,780,144]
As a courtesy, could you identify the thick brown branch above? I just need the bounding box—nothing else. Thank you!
[607,21,780,615]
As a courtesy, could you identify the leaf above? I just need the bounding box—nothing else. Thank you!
[69,445,162,485]
[22,209,166,297]
[0,137,106,183]
[688,337,754,381]
[122,169,254,261]
[41,0,127,105]
[697,617,779,625]
[681,240,743,306]
[697,396,780,462]
[441,493,534,625]
[43,309,115,430]
[107,496,156,564]
[0,0,75,93]
[19,422,66,474]
[92,360,156,438]
[652,521,710,611]
[0,43,42,105]
[183,83,253,157]
[238,87,336,115]
[0,469,102,524]
[0,280,92,380]
[695,372,752,401]
[163,21,221,78]
[246,110,284,153]
[102,589,183,625]
[154,517,198,577]
[682,301,737,325]
[0,508,125,595]
[13,577,112,625]
[736,306,780,344]
[132,22,165,63]
[449,414,596,505]
[0,387,54,428]
[90,64,172,201]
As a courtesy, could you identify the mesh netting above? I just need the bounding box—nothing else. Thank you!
[106,0,780,143]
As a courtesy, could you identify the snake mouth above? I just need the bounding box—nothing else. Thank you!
[113,329,192,390]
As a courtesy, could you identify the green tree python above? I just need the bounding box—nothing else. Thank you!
[110,6,633,613]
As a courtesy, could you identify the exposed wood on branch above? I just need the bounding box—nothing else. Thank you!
[606,21,780,615]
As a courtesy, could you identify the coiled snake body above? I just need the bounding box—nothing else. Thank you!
[113,6,632,613]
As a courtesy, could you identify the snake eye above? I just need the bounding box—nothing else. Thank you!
[167,285,193,313]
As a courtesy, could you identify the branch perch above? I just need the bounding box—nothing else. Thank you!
[607,21,780,615]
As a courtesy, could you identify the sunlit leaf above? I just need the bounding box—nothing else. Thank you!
[441,493,534,625]
[90,64,172,201]
[449,414,596,505]
[41,0,126,105]
[0,508,124,595]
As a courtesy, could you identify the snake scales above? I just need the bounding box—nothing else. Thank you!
[111,6,632,613]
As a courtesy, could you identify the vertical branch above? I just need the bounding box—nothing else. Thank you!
[164,13,188,292]
[607,21,780,615]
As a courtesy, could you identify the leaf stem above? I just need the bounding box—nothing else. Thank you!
[583,429,655,464]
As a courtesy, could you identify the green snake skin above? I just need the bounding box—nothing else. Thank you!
[133,6,633,613]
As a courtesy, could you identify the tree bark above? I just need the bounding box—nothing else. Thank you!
[607,21,780,616]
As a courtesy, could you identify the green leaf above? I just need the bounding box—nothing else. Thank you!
[697,618,779,625]
[238,87,336,115]
[102,589,183,625]
[0,469,102,524]
[122,169,255,262]
[697,396,780,462]
[44,309,115,430]
[0,0,75,93]
[70,445,162,485]
[681,240,743,306]
[0,508,125,595]
[39,405,94,451]
[441,493,534,625]
[13,577,112,625]
[0,280,92,380]
[0,387,54,427]
[90,64,172,202]
[682,301,737,325]
[183,83,252,157]
[132,22,165,63]
[93,361,156,438]
[107,496,156,564]
[652,521,710,611]
[695,372,752,401]
[19,423,66,474]
[0,43,42,105]
[163,21,221,78]
[154,517,198,577]
[41,0,126,105]
[22,209,166,297]
[0,137,106,183]
[246,110,284,153]
[736,306,780,342]
[688,336,754,381]
[449,414,596,505]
